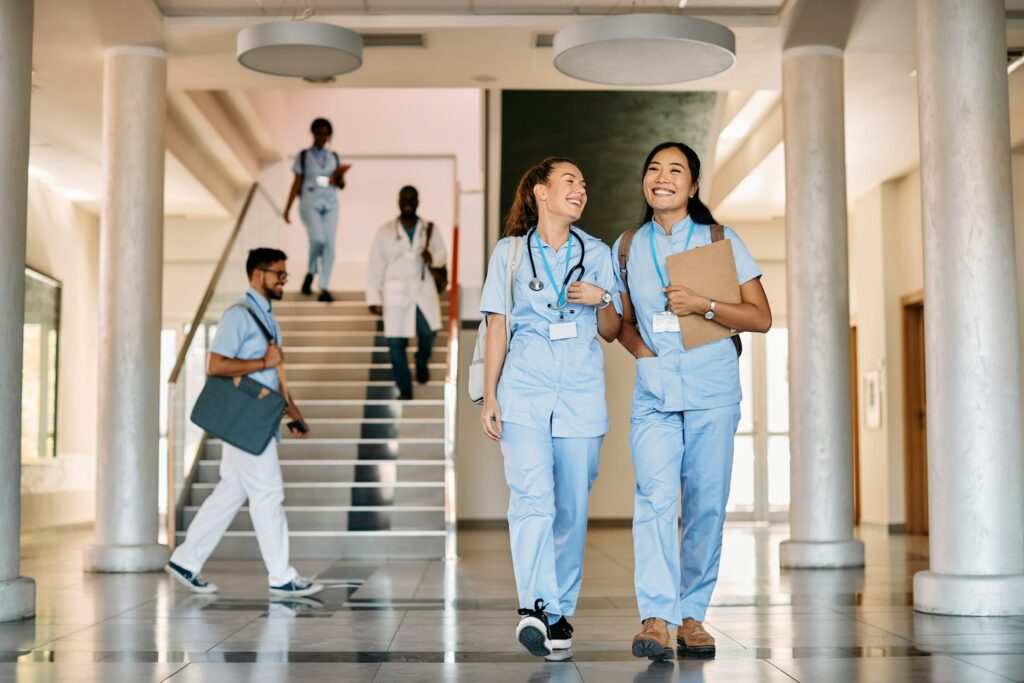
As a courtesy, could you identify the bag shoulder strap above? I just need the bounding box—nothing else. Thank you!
[504,236,525,351]
[235,304,292,404]
[711,224,725,242]
[617,227,640,293]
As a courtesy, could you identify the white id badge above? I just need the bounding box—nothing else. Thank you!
[549,321,578,340]
[315,175,330,188]
[653,311,680,333]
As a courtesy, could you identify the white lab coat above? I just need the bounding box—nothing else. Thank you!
[366,218,447,338]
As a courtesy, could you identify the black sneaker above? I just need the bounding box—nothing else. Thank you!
[301,273,314,296]
[269,576,324,598]
[549,616,574,649]
[398,387,413,400]
[318,290,334,303]
[516,599,552,657]
[165,561,218,594]
[415,364,430,384]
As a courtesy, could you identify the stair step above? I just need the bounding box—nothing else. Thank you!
[188,482,444,506]
[281,331,449,347]
[299,402,443,420]
[180,505,445,532]
[289,384,445,400]
[273,302,449,317]
[172,532,445,559]
[282,348,447,363]
[273,419,443,439]
[204,439,444,459]
[196,459,446,483]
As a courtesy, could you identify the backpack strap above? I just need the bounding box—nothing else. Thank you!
[504,236,525,351]
[711,224,725,242]
[617,227,640,293]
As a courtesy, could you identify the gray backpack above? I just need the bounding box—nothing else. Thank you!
[468,236,525,404]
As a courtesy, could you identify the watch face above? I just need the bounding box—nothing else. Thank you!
[705,311,715,320]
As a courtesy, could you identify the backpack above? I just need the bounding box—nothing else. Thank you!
[617,223,742,357]
[468,236,525,404]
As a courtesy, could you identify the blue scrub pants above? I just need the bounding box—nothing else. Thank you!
[631,403,740,625]
[298,202,338,290]
[386,308,436,392]
[500,422,601,622]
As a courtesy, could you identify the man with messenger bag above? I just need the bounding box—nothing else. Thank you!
[165,248,323,598]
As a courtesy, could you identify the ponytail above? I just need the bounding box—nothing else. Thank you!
[635,142,719,229]
[504,156,577,237]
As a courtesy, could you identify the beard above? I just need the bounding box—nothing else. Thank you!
[267,287,284,301]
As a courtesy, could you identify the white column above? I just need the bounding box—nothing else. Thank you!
[0,0,36,621]
[83,47,169,573]
[912,0,1024,615]
[779,46,864,569]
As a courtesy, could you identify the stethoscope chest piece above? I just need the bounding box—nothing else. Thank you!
[528,278,544,292]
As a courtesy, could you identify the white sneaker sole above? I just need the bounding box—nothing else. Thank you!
[550,637,573,650]
[164,565,218,594]
[269,583,324,598]
[516,617,552,657]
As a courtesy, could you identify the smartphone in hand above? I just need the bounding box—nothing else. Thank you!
[286,420,309,435]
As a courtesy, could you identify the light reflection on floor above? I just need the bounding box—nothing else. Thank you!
[4,524,1024,681]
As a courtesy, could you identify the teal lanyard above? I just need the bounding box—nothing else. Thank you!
[537,231,574,308]
[650,221,696,307]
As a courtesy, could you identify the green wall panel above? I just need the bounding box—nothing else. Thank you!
[500,90,716,245]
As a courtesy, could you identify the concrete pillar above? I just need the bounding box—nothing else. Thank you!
[779,46,865,569]
[0,0,36,622]
[913,0,1024,615]
[83,47,169,573]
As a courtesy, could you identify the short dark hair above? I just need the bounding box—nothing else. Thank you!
[310,117,333,135]
[399,185,418,197]
[246,248,287,278]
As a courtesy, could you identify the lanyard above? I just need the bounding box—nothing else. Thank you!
[649,220,696,290]
[537,232,574,308]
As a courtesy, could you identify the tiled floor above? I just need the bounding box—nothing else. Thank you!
[5,524,1024,681]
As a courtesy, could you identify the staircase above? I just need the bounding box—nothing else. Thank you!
[174,291,451,560]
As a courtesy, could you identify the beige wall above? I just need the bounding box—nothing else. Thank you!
[21,179,100,530]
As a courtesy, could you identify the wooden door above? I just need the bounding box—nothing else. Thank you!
[903,300,928,534]
[851,325,861,526]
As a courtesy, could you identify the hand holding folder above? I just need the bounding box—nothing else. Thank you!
[665,239,741,350]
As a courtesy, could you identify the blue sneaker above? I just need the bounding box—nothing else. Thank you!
[269,576,324,598]
[165,562,218,594]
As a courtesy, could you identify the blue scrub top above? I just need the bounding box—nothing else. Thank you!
[612,217,762,413]
[480,228,623,438]
[292,147,340,210]
[210,288,282,392]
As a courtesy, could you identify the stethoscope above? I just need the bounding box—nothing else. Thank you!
[526,227,586,292]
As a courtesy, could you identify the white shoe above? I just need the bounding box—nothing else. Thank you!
[268,576,324,598]
[165,562,218,594]
[516,599,553,657]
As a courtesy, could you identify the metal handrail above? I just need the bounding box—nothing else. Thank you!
[165,182,263,548]
[443,224,461,561]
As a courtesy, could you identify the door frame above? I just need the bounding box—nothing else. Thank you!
[902,290,928,534]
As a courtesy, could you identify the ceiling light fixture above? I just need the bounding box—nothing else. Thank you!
[553,14,735,85]
[237,20,363,80]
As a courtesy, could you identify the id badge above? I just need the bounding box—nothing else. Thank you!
[653,311,680,333]
[549,321,578,340]
[315,175,330,188]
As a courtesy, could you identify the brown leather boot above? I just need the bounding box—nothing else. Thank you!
[631,617,674,660]
[677,618,715,657]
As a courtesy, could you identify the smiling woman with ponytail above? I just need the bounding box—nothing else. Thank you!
[614,141,772,661]
[478,157,621,657]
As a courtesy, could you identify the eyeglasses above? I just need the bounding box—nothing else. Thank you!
[260,267,289,281]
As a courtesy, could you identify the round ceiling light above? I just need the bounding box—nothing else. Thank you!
[237,21,363,80]
[553,14,736,86]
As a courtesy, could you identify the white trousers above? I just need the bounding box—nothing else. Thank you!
[170,440,298,587]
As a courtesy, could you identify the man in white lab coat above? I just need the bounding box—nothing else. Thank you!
[367,186,447,400]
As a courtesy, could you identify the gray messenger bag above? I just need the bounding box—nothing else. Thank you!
[190,306,288,455]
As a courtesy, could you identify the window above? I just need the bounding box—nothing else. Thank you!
[22,268,61,460]
[727,327,790,521]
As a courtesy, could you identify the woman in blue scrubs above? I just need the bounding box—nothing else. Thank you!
[614,142,772,660]
[479,157,621,657]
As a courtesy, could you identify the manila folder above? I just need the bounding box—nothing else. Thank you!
[665,239,741,350]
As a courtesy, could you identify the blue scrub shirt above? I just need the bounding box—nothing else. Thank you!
[292,147,340,210]
[480,228,623,438]
[612,218,762,413]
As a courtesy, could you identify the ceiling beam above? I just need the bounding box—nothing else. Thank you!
[708,99,782,209]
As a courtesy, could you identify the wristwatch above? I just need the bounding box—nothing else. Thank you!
[598,291,613,309]
[704,300,717,320]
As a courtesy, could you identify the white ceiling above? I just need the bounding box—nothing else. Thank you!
[27,0,1024,222]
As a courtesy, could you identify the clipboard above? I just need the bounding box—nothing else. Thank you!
[665,239,741,350]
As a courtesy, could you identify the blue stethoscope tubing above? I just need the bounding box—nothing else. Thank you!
[525,227,586,292]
